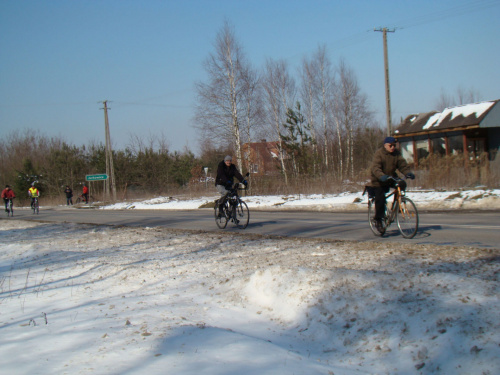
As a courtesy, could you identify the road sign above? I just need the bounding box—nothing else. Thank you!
[86,174,108,181]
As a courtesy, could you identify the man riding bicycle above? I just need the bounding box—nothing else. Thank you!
[368,136,415,232]
[28,182,40,209]
[2,185,16,213]
[215,155,247,216]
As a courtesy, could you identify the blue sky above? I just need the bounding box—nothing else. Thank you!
[1,0,499,153]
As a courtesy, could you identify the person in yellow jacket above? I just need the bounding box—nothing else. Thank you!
[28,182,40,209]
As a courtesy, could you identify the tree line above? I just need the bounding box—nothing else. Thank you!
[0,131,200,202]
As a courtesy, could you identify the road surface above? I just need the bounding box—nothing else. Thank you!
[6,206,500,249]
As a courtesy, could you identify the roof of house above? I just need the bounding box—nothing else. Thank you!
[394,99,499,136]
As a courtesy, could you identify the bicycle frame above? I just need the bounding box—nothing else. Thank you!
[366,178,419,238]
[5,199,13,216]
[214,176,250,229]
[31,197,39,214]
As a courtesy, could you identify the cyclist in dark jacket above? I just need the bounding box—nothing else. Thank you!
[215,155,247,214]
[368,137,415,230]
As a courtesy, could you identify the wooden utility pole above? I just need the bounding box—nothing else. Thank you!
[102,100,117,201]
[374,27,395,136]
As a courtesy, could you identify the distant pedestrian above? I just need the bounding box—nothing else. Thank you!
[82,184,89,204]
[64,186,73,205]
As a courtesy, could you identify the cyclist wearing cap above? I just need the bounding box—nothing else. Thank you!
[2,185,16,213]
[215,155,247,214]
[368,136,415,231]
[28,183,40,209]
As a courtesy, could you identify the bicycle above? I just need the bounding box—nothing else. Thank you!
[5,199,14,217]
[75,194,94,204]
[364,177,419,239]
[214,178,250,229]
[31,197,39,215]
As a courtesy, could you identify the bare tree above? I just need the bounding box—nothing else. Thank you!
[435,86,482,111]
[312,46,335,170]
[333,59,371,179]
[194,20,257,170]
[261,58,296,183]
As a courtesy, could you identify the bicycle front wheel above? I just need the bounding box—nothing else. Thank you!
[368,199,385,236]
[396,197,418,239]
[234,200,249,229]
[214,201,228,229]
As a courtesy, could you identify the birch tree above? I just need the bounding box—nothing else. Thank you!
[194,21,257,170]
[333,59,370,179]
[261,58,296,183]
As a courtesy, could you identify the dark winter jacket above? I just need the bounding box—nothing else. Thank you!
[64,187,73,198]
[215,160,244,187]
[368,146,411,187]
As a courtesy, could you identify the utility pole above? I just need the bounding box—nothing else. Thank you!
[101,100,117,201]
[374,27,395,136]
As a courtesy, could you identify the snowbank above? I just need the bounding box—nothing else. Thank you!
[102,189,500,212]
[1,220,499,374]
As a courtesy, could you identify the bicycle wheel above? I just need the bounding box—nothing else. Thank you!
[214,200,228,229]
[35,199,39,214]
[76,197,82,204]
[396,197,418,239]
[234,200,249,229]
[368,199,385,236]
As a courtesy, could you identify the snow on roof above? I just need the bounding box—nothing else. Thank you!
[395,99,499,135]
[428,101,496,129]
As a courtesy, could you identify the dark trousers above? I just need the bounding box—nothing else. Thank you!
[4,198,12,211]
[374,186,390,220]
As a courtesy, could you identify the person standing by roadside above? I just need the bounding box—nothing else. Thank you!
[2,185,16,214]
[64,185,73,205]
[82,184,89,204]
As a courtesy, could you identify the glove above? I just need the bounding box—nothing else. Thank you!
[379,175,389,183]
[406,172,415,180]
[242,180,248,186]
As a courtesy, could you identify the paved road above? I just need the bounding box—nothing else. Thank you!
[6,206,500,249]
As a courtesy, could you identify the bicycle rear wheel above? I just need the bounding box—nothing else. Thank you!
[368,199,385,236]
[214,200,228,229]
[396,197,418,239]
[234,200,249,229]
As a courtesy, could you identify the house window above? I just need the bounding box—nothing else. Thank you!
[415,139,430,161]
[431,137,446,156]
[448,135,464,155]
[399,141,414,164]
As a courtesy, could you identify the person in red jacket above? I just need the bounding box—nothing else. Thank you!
[82,184,89,204]
[1,185,16,214]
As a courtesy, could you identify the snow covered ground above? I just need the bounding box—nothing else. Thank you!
[1,189,499,374]
[103,188,500,212]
